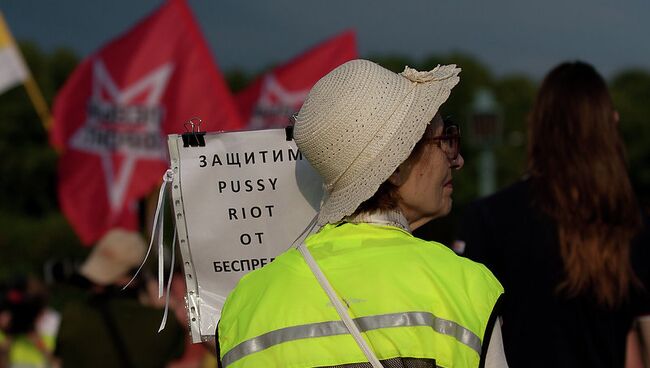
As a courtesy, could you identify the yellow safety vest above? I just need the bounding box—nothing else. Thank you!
[2,333,56,368]
[219,222,503,368]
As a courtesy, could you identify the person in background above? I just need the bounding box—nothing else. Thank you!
[55,229,185,368]
[218,59,507,367]
[457,61,650,368]
[0,276,59,368]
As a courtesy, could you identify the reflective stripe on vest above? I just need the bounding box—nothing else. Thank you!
[222,311,481,367]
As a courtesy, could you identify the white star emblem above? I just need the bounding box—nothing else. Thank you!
[69,59,174,213]
[248,74,309,129]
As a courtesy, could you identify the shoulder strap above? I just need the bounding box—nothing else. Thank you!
[297,242,383,368]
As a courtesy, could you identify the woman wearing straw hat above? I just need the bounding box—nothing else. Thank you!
[217,59,507,368]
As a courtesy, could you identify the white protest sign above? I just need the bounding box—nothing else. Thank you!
[167,129,323,342]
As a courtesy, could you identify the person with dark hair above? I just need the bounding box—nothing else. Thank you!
[0,276,60,368]
[55,229,185,368]
[456,61,650,367]
[217,59,507,367]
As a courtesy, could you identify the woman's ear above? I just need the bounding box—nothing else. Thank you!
[388,165,407,186]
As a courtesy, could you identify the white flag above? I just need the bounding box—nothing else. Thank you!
[0,11,28,94]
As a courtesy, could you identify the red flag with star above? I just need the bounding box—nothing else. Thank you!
[51,0,243,245]
[237,30,357,129]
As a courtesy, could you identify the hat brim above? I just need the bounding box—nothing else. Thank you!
[80,256,131,286]
[316,72,460,226]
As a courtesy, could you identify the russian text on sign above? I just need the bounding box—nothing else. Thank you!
[213,258,275,273]
[228,205,275,220]
[217,178,278,194]
[198,148,302,168]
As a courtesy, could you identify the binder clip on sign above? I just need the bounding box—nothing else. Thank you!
[182,117,206,147]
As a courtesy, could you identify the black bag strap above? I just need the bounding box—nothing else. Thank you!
[215,321,223,367]
[96,299,136,368]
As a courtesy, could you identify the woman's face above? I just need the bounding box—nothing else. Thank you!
[396,116,464,231]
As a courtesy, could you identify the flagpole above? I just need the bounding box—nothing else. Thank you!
[22,75,52,130]
[0,11,52,130]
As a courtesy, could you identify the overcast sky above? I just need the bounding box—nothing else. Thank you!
[3,0,649,80]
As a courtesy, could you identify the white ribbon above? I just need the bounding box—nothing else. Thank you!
[122,169,178,332]
[123,169,174,290]
[158,229,176,332]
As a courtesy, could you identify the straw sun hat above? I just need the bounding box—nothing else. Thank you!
[293,59,460,226]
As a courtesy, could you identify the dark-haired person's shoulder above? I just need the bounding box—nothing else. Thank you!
[460,179,532,234]
[468,179,531,215]
[455,179,534,264]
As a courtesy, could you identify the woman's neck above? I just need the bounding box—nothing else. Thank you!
[345,209,411,233]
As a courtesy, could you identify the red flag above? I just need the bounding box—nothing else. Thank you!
[237,30,357,129]
[51,0,243,245]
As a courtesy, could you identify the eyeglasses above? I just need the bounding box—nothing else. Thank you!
[427,123,461,161]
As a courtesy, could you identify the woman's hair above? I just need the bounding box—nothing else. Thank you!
[528,61,642,308]
[353,116,441,215]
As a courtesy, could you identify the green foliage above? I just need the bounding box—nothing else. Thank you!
[0,212,87,280]
[225,68,254,93]
[0,41,80,278]
[2,41,650,279]
[492,75,536,185]
[611,69,650,210]
[369,54,416,73]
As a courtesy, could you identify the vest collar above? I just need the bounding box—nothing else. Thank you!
[344,209,411,233]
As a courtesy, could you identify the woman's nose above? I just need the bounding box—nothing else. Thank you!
[451,153,464,170]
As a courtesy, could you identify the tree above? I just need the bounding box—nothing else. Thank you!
[492,75,536,187]
[2,41,649,276]
[0,41,86,279]
[611,69,650,211]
